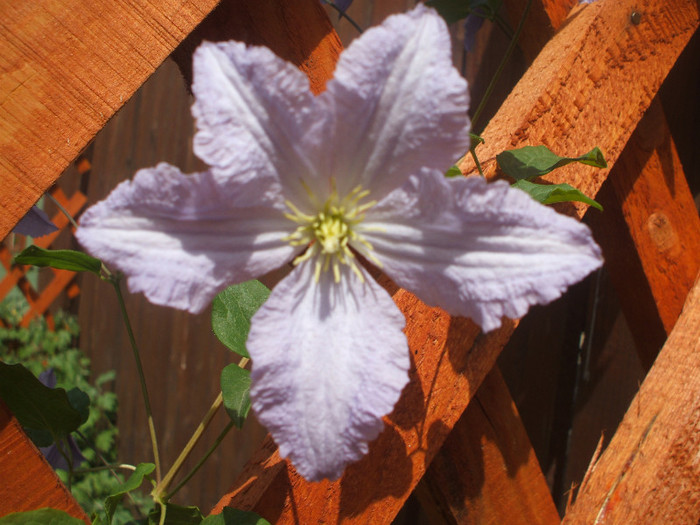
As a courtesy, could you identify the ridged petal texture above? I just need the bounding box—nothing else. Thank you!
[76,5,602,481]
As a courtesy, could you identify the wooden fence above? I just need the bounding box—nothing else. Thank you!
[0,182,87,328]
[1,0,698,523]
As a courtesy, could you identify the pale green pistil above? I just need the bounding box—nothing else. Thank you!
[283,184,380,283]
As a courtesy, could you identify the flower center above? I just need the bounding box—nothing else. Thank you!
[283,183,380,283]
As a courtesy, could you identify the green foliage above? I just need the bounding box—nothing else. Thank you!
[211,280,270,358]
[220,364,252,428]
[444,164,463,178]
[497,145,606,210]
[147,503,204,524]
[14,246,102,275]
[201,507,270,525]
[512,179,604,210]
[0,362,87,445]
[104,463,155,524]
[0,309,146,523]
[0,508,85,525]
[496,145,607,180]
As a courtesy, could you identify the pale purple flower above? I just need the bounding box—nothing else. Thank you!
[76,6,601,481]
[12,205,58,237]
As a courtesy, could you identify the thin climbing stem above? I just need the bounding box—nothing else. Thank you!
[153,357,250,500]
[110,277,161,482]
[471,0,533,131]
[470,148,485,177]
[46,193,79,230]
[322,0,363,34]
[165,420,236,500]
[73,464,137,474]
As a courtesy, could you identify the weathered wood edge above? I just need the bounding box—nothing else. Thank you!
[0,400,90,522]
[0,0,222,239]
[561,272,700,524]
[213,0,699,522]
[590,98,700,369]
[415,368,561,525]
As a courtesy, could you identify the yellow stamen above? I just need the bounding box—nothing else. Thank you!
[283,182,380,282]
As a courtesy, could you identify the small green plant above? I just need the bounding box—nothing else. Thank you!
[0,308,149,523]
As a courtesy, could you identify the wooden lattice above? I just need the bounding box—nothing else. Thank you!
[0,184,87,328]
[0,0,698,524]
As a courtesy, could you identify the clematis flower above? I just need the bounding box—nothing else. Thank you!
[76,5,602,481]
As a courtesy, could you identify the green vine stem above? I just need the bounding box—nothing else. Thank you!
[322,0,363,33]
[110,277,162,482]
[46,192,80,230]
[165,420,236,500]
[153,356,250,501]
[470,0,533,131]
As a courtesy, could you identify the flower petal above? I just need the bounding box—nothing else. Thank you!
[76,164,296,313]
[315,5,470,200]
[12,205,58,237]
[192,41,321,209]
[248,259,409,481]
[363,174,603,332]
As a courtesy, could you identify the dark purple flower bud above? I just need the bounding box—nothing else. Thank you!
[40,437,86,471]
[37,368,86,470]
[12,206,58,238]
[463,11,486,52]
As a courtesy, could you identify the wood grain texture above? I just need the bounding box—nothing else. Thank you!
[0,0,222,240]
[211,1,698,522]
[561,273,700,525]
[0,400,89,522]
[415,368,560,525]
[590,98,700,369]
[171,0,341,96]
[459,0,699,207]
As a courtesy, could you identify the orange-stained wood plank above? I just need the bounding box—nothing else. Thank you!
[590,98,700,369]
[20,269,76,327]
[459,0,698,206]
[212,1,698,522]
[172,0,341,97]
[561,273,700,525]
[0,400,89,522]
[415,368,560,525]
[0,0,223,239]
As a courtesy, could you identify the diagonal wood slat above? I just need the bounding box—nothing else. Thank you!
[561,273,700,524]
[0,0,223,240]
[415,368,561,525]
[0,401,90,522]
[214,0,698,522]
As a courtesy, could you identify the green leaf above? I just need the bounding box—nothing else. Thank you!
[470,132,485,147]
[220,364,251,428]
[0,362,84,445]
[66,387,90,425]
[444,164,463,178]
[201,507,271,525]
[14,246,102,275]
[148,503,203,524]
[512,179,603,211]
[211,280,270,358]
[0,508,85,525]
[496,146,608,181]
[104,462,155,524]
